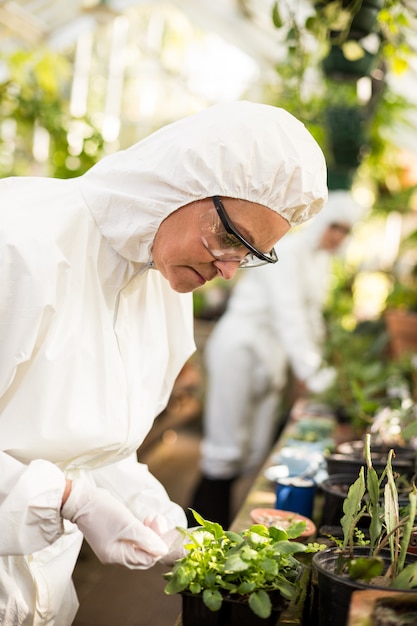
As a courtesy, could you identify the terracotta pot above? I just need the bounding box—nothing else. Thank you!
[385,309,417,358]
[348,589,417,625]
[250,508,317,541]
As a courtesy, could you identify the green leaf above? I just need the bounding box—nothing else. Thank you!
[286,520,307,539]
[271,2,283,29]
[188,509,224,538]
[248,590,272,619]
[366,466,382,552]
[248,524,270,537]
[341,468,366,549]
[247,531,270,546]
[399,490,417,571]
[164,565,195,594]
[224,530,244,543]
[237,580,256,594]
[273,576,296,600]
[189,582,201,594]
[260,557,278,575]
[384,451,400,559]
[223,552,250,572]
[348,556,384,581]
[269,526,289,542]
[391,561,417,589]
[274,539,306,555]
[203,589,223,612]
[239,545,259,562]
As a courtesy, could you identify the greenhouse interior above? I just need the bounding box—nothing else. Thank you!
[1,1,417,625]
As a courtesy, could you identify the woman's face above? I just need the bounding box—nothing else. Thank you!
[152,197,291,293]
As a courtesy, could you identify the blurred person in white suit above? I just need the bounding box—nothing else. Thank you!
[189,190,364,527]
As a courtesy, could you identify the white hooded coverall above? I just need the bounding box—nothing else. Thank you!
[0,101,327,625]
[201,191,364,479]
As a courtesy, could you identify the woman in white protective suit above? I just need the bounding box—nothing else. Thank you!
[190,189,364,528]
[0,100,327,625]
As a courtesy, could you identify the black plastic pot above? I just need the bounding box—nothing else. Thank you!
[319,473,356,527]
[326,450,415,479]
[337,439,417,467]
[182,592,221,626]
[181,591,286,626]
[312,547,417,626]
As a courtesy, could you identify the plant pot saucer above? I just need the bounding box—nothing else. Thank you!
[250,508,316,540]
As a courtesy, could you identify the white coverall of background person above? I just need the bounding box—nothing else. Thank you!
[0,101,327,625]
[200,191,364,481]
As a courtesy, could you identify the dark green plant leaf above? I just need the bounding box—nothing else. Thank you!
[399,490,417,572]
[348,556,384,581]
[203,589,223,612]
[391,561,417,589]
[237,580,256,594]
[366,465,382,552]
[248,589,272,619]
[341,468,366,549]
[189,582,201,594]
[164,565,195,593]
[225,530,244,543]
[271,2,283,28]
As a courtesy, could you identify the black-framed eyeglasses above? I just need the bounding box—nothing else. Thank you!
[199,196,278,268]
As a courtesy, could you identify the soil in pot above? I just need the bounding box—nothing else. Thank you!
[312,548,417,626]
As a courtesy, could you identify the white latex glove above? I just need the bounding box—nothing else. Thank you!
[144,514,188,565]
[62,479,169,569]
[306,366,336,394]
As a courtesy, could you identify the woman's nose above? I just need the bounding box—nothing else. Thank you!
[214,260,240,280]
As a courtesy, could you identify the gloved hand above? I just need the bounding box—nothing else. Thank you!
[143,515,189,565]
[306,366,336,394]
[61,479,169,569]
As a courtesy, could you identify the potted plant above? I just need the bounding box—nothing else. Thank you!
[312,434,417,626]
[164,510,323,626]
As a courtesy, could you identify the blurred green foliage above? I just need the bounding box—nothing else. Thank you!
[0,48,104,178]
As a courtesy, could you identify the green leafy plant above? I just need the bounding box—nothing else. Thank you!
[334,434,417,587]
[164,510,323,619]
